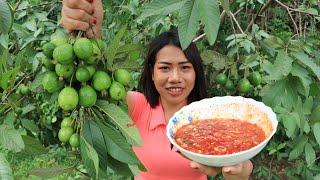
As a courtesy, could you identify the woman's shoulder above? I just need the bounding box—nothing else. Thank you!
[127,91,147,104]
[127,91,149,117]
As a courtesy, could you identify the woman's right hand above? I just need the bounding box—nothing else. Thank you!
[60,0,103,38]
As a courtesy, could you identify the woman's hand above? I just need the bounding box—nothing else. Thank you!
[190,161,222,177]
[190,160,253,180]
[221,160,253,180]
[60,0,103,38]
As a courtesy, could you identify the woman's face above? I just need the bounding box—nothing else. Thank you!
[152,45,196,107]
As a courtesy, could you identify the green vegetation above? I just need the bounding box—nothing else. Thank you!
[0,0,320,179]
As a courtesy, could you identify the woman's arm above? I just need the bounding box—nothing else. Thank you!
[60,0,103,37]
[126,91,135,116]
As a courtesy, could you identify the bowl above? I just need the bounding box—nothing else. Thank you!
[166,96,278,167]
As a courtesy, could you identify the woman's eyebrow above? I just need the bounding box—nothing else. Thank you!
[157,60,190,64]
[178,61,191,65]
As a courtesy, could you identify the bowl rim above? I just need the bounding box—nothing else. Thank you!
[166,96,278,158]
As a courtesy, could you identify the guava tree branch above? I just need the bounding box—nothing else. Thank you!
[286,7,299,36]
[245,0,273,32]
[230,11,244,34]
[193,7,243,42]
[274,0,320,17]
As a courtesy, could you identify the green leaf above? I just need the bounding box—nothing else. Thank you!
[21,119,39,134]
[82,118,109,171]
[107,155,134,176]
[3,111,15,126]
[225,33,247,41]
[201,50,227,70]
[138,0,186,21]
[22,104,36,115]
[178,0,199,49]
[281,112,299,138]
[260,36,284,57]
[302,97,313,115]
[313,122,320,146]
[261,79,298,109]
[82,115,140,179]
[289,135,307,160]
[240,39,255,53]
[304,143,316,166]
[0,0,13,34]
[304,8,318,15]
[262,51,293,81]
[30,72,45,92]
[95,100,141,146]
[96,120,140,164]
[0,153,13,180]
[290,62,312,96]
[291,52,320,81]
[29,166,74,178]
[80,136,99,179]
[220,0,230,13]
[106,26,126,70]
[117,43,141,54]
[0,125,24,152]
[0,34,9,49]
[0,67,19,90]
[21,135,48,155]
[23,19,37,32]
[197,0,220,45]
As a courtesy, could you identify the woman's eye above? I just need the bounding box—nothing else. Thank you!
[159,67,169,70]
[182,66,191,70]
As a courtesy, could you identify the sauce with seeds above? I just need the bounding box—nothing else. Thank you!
[174,119,266,155]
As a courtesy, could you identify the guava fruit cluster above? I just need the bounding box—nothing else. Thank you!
[38,30,132,144]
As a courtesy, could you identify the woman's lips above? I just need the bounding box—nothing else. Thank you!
[166,87,183,96]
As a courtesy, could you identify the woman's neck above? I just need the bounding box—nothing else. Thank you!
[160,99,187,123]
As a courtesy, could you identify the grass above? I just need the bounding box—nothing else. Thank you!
[7,145,132,180]
[9,145,82,179]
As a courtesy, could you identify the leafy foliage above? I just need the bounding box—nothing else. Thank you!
[0,153,13,180]
[0,0,320,179]
[0,0,13,34]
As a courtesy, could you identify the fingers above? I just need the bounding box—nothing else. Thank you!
[222,160,253,180]
[60,0,94,32]
[63,5,95,25]
[86,25,101,38]
[60,15,90,32]
[222,163,244,174]
[190,161,222,176]
[63,0,94,14]
[61,0,102,37]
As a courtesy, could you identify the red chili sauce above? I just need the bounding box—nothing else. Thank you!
[174,119,266,155]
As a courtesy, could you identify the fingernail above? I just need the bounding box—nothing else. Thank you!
[224,168,230,172]
[190,162,198,169]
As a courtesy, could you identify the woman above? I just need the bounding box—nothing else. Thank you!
[61,1,253,179]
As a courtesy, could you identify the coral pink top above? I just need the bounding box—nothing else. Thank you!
[130,92,206,180]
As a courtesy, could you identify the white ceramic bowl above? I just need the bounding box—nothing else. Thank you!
[166,96,278,167]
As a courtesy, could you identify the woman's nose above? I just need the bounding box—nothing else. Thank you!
[168,69,181,83]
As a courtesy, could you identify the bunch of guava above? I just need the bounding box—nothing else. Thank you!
[39,30,132,146]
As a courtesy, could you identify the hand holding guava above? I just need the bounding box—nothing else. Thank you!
[60,0,103,37]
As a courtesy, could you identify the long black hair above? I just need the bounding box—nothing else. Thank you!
[138,29,207,108]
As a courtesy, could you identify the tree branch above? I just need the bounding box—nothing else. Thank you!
[245,0,273,32]
[230,12,244,34]
[286,8,299,36]
[274,0,320,17]
[193,10,226,42]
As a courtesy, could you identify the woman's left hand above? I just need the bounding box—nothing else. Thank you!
[190,160,253,180]
[221,160,253,180]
